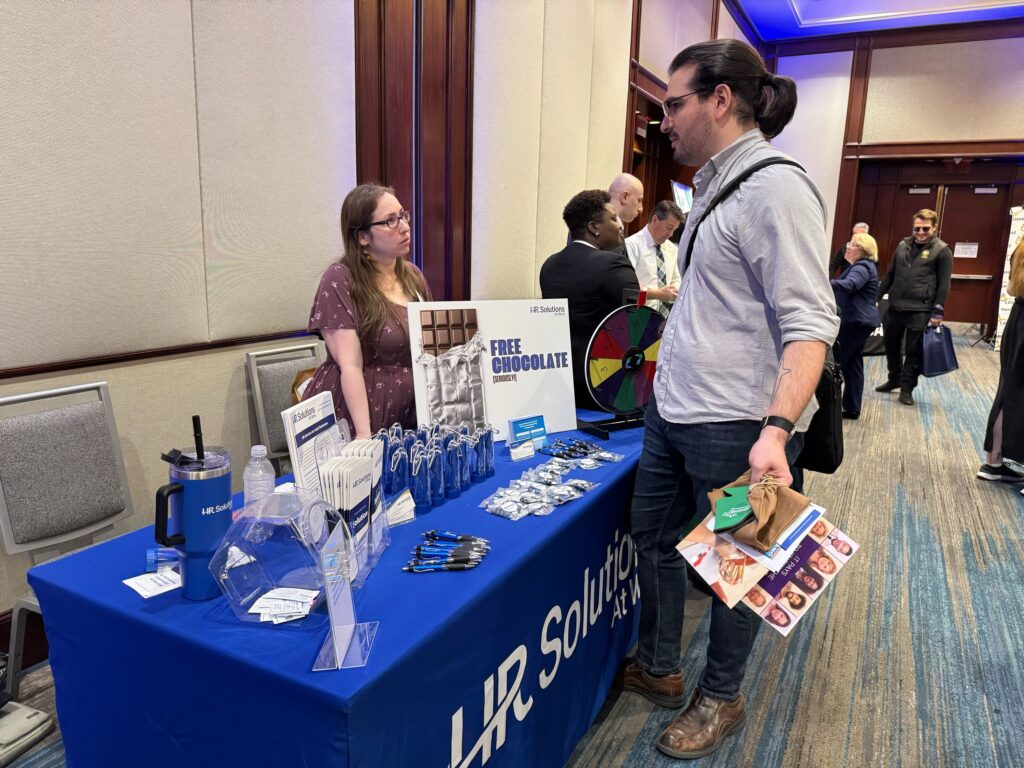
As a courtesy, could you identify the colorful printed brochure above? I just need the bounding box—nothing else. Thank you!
[741,518,858,636]
[677,512,765,608]
[706,504,823,573]
[677,507,858,627]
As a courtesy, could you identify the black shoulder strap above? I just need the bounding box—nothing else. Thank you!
[683,158,805,272]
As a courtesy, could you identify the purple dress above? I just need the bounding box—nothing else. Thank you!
[303,261,419,434]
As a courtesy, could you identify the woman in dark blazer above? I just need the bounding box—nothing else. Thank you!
[831,232,881,419]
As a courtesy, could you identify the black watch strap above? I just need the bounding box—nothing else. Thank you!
[760,415,795,435]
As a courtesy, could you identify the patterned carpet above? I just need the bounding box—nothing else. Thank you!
[568,328,1024,768]
[11,328,1023,768]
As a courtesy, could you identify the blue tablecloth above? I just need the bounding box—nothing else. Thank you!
[29,425,644,768]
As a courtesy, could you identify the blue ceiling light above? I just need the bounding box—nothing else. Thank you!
[735,0,1024,42]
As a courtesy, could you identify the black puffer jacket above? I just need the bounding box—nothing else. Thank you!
[878,235,953,313]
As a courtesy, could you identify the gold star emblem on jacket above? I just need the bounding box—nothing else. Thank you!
[922,250,930,259]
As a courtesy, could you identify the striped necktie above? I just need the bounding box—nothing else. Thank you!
[654,243,670,318]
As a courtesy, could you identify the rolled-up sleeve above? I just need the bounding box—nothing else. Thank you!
[737,167,840,347]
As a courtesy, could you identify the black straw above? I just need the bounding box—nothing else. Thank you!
[192,415,205,464]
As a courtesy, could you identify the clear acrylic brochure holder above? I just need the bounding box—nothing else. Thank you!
[209,490,337,622]
[304,433,391,589]
[313,514,378,671]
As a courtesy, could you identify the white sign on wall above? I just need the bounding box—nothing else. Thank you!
[953,242,978,259]
[408,300,576,441]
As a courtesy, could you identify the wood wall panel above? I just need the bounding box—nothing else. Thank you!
[355,0,473,300]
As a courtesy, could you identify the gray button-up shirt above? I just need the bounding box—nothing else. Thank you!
[654,129,840,430]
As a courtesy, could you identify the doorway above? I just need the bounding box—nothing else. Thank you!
[854,158,1024,334]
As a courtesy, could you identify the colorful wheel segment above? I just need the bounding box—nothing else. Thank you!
[586,305,664,414]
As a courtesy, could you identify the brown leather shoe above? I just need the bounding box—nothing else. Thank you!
[621,661,685,708]
[656,689,746,759]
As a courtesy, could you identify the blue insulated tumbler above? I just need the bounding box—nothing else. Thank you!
[155,446,232,600]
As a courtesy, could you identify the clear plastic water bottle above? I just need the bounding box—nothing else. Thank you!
[243,445,276,507]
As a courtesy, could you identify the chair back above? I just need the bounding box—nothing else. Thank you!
[0,382,133,560]
[245,342,323,457]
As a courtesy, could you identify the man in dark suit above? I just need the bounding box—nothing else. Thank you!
[541,189,640,409]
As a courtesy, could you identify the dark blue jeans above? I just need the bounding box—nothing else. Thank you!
[630,398,805,701]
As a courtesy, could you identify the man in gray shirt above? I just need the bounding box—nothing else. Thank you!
[621,39,839,760]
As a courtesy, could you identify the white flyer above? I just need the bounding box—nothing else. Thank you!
[123,570,182,599]
[281,392,349,498]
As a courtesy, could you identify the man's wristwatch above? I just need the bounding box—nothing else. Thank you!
[760,415,796,437]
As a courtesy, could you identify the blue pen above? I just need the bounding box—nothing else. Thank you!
[413,550,484,562]
[403,562,477,572]
[409,555,480,565]
[781,509,822,550]
[425,530,490,544]
[415,542,484,555]
[414,545,482,558]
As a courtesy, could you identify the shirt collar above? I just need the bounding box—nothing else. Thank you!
[572,239,597,249]
[692,128,764,189]
[640,226,657,249]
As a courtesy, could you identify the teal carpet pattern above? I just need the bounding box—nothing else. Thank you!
[11,330,1024,767]
[568,330,1024,768]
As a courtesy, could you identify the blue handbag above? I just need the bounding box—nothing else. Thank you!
[921,325,959,377]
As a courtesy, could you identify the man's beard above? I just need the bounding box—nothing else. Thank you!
[671,112,712,167]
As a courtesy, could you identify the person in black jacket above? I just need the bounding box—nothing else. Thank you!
[831,232,881,419]
[875,208,953,406]
[540,189,640,409]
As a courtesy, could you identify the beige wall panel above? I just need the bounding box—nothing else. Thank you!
[534,1,598,290]
[470,0,546,300]
[586,0,633,189]
[715,1,752,46]
[0,1,207,369]
[639,0,714,82]
[0,337,324,608]
[192,1,357,339]
[773,52,853,247]
[863,38,1024,143]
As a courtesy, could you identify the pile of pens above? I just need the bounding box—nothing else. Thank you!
[403,529,490,573]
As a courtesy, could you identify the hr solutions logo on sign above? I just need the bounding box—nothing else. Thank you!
[447,529,638,768]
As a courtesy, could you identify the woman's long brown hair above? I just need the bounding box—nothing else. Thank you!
[1009,235,1024,299]
[340,183,431,344]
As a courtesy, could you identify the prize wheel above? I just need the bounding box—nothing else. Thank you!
[586,305,663,414]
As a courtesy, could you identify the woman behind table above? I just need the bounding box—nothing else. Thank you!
[830,232,881,420]
[303,183,431,438]
[979,236,1024,485]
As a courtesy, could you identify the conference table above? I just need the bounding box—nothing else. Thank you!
[29,420,644,768]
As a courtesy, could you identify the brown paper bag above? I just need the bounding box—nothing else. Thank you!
[706,471,810,554]
[291,368,316,405]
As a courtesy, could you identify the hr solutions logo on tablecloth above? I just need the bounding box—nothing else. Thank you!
[408,300,576,441]
[445,527,639,768]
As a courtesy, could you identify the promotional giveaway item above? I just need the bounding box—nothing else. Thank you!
[209,490,337,622]
[155,416,232,600]
[404,530,490,573]
[409,300,576,441]
[677,477,859,636]
[921,324,959,377]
